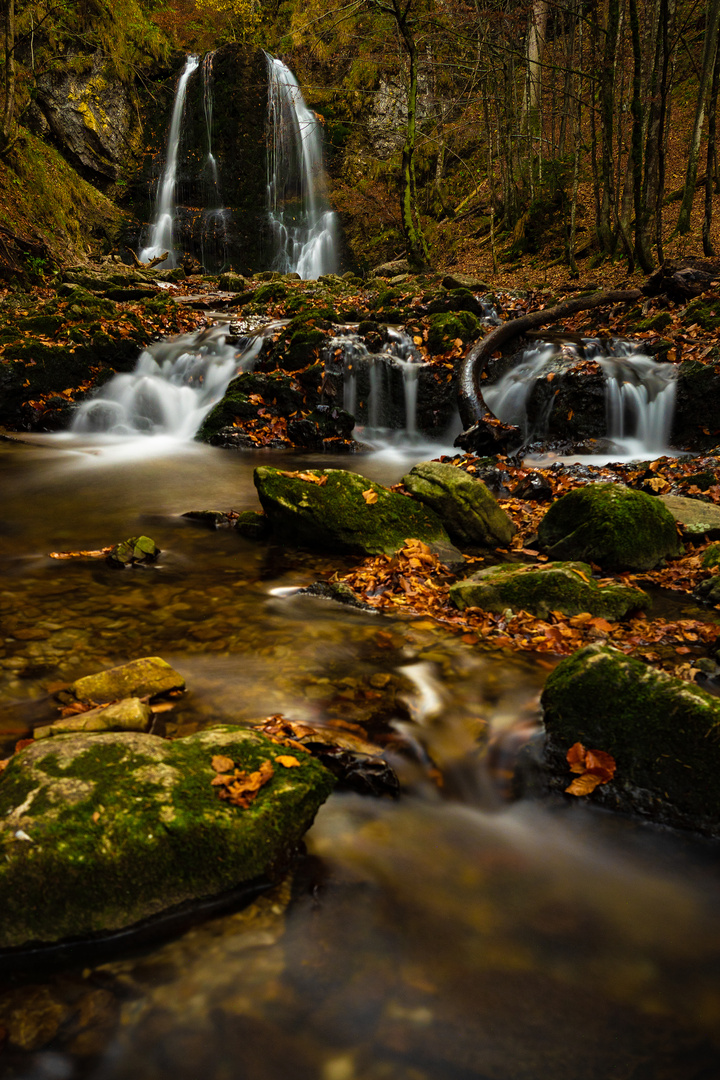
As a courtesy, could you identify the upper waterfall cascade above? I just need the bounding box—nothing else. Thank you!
[265,54,338,278]
[139,55,199,269]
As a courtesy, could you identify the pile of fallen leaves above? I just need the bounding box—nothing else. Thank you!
[565,742,617,796]
[210,752,303,809]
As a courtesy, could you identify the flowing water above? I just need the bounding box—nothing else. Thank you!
[139,56,200,268]
[483,338,677,461]
[1,329,719,1080]
[265,54,338,278]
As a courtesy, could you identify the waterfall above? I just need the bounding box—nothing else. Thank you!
[71,325,262,440]
[140,55,199,269]
[265,54,338,279]
[482,339,677,455]
[200,51,230,271]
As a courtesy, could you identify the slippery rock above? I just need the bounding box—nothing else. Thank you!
[67,657,185,705]
[401,461,516,548]
[450,561,649,620]
[0,727,335,947]
[254,467,457,557]
[659,494,720,536]
[34,698,152,740]
[538,483,682,570]
[541,643,720,834]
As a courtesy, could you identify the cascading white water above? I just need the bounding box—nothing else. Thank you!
[139,55,199,269]
[71,325,262,440]
[327,327,428,444]
[483,339,677,456]
[265,54,338,279]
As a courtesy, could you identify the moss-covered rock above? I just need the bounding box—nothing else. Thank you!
[426,311,479,353]
[34,698,152,740]
[0,726,335,947]
[107,535,160,567]
[702,543,720,568]
[68,656,185,704]
[196,372,304,443]
[450,561,649,619]
[218,272,251,292]
[541,643,720,834]
[254,467,455,556]
[537,483,681,570]
[401,461,515,547]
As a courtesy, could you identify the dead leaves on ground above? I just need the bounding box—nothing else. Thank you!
[210,748,305,809]
[565,741,617,796]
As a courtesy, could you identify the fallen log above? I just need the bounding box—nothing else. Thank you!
[456,289,643,430]
[128,248,169,270]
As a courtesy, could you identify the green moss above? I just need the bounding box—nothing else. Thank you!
[635,311,673,332]
[450,561,649,619]
[426,311,479,353]
[253,282,288,304]
[0,727,334,947]
[537,483,682,570]
[702,543,720,568]
[682,297,720,331]
[254,466,452,556]
[196,372,304,442]
[541,644,720,833]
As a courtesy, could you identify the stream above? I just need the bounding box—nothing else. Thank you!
[2,387,720,1078]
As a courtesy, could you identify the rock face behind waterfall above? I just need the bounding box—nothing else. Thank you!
[133,46,268,273]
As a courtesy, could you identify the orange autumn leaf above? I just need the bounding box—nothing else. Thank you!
[211,754,235,774]
[362,489,378,505]
[216,760,275,808]
[275,755,302,768]
[565,742,617,795]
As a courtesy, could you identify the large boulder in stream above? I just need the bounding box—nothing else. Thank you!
[0,727,335,948]
[538,483,682,570]
[450,561,649,620]
[401,461,516,548]
[541,644,720,835]
[253,467,458,558]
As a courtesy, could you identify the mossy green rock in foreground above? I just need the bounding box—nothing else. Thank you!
[537,483,681,570]
[541,644,720,834]
[401,461,516,548]
[254,467,456,557]
[450,561,649,620]
[0,727,335,948]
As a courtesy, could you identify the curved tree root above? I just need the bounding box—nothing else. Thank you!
[456,289,643,430]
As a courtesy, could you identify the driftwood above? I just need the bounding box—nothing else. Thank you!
[128,248,169,270]
[456,289,643,429]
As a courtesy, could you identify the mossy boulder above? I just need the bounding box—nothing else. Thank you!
[541,643,720,834]
[253,467,456,557]
[450,561,650,619]
[34,698,152,740]
[196,372,304,443]
[426,311,479,354]
[266,315,331,372]
[68,657,185,705]
[702,543,720,568]
[537,483,682,570]
[107,535,160,567]
[0,726,335,947]
[401,461,515,547]
[218,272,251,292]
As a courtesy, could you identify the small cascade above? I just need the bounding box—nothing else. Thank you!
[200,52,229,271]
[71,325,262,440]
[326,327,429,444]
[483,338,677,455]
[265,54,338,278]
[140,55,200,268]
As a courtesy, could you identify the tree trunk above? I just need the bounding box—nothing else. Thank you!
[1,0,15,147]
[677,0,720,233]
[703,28,720,254]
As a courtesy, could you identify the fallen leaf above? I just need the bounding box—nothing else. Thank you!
[211,754,235,774]
[362,489,378,504]
[565,741,616,795]
[275,755,302,767]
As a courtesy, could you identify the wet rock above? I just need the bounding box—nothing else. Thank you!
[34,697,152,739]
[442,273,490,292]
[538,483,682,570]
[182,510,235,529]
[67,656,185,704]
[702,543,720,568]
[401,461,516,548]
[298,581,378,612]
[0,984,72,1050]
[659,494,720,536]
[673,360,720,450]
[254,466,456,557]
[107,535,160,567]
[196,372,304,444]
[0,726,335,947]
[218,272,251,292]
[454,416,524,455]
[235,510,269,540]
[541,643,720,834]
[287,406,355,450]
[372,259,414,277]
[450,561,649,620]
[512,472,553,501]
[426,311,479,353]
